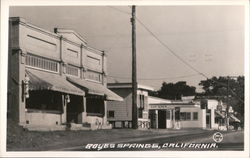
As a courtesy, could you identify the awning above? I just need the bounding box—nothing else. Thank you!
[66,77,123,101]
[230,115,241,123]
[26,69,83,95]
[215,110,225,118]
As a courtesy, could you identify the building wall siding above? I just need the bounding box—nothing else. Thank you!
[63,42,81,66]
[180,107,204,128]
[25,27,60,60]
[107,88,132,121]
[25,112,61,126]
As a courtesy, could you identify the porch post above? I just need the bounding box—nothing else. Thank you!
[61,95,67,124]
[155,110,158,129]
[82,96,87,123]
[172,109,175,129]
[103,101,107,125]
[211,108,215,129]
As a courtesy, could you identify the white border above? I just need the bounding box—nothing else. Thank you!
[0,0,249,158]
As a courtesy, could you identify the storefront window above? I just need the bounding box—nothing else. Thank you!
[26,90,62,113]
[86,96,104,116]
[180,112,186,120]
[180,112,191,121]
[138,108,143,118]
[193,112,198,120]
[108,111,115,118]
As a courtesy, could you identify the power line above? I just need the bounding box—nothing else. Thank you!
[108,6,206,78]
[135,17,206,78]
[107,6,244,103]
[107,73,201,80]
[107,6,206,80]
[107,6,130,15]
[135,16,244,104]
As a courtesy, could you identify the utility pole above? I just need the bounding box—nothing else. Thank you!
[131,5,138,129]
[225,76,238,131]
[226,76,229,131]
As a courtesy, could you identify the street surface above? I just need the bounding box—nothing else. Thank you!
[53,130,244,151]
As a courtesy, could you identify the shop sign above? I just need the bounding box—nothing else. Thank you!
[149,104,170,109]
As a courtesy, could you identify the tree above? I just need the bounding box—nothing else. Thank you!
[157,81,196,100]
[199,76,244,124]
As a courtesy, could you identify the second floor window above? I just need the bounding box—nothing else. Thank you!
[66,65,79,77]
[85,71,102,82]
[26,53,58,72]
[138,95,145,109]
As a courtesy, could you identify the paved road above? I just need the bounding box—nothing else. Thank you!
[54,130,244,151]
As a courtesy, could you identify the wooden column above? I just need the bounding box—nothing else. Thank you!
[61,95,67,124]
[172,109,175,129]
[82,96,87,123]
[155,110,158,129]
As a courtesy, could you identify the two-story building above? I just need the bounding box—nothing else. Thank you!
[7,17,123,131]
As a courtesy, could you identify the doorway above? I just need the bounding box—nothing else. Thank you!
[149,110,156,128]
[206,109,211,128]
[158,110,166,129]
[67,95,83,123]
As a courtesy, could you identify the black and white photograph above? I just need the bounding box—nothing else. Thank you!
[0,0,249,157]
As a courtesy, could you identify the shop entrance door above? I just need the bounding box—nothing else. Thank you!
[158,110,166,129]
[67,95,83,124]
[206,109,211,129]
[149,110,156,128]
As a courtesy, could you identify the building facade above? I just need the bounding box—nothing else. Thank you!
[107,83,154,129]
[7,17,123,131]
[107,83,239,130]
[148,97,205,129]
[147,97,239,130]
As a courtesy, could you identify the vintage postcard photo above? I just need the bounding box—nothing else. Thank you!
[0,0,249,157]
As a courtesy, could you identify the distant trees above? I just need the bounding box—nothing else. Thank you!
[150,76,244,124]
[198,76,244,123]
[156,81,196,100]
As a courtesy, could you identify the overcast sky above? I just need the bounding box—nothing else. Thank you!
[9,6,245,92]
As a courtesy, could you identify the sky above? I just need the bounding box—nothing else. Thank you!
[9,5,245,92]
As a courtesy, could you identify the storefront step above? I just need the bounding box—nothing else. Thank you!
[23,124,66,131]
[90,123,112,130]
[70,123,91,131]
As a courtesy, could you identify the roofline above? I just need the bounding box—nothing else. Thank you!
[10,17,104,56]
[54,28,87,44]
[148,96,171,101]
[149,102,196,106]
[107,82,155,91]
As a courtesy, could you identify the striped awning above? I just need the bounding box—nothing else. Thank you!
[215,110,225,118]
[230,115,241,123]
[26,69,83,95]
[67,77,123,101]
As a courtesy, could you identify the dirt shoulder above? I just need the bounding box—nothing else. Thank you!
[7,119,211,151]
